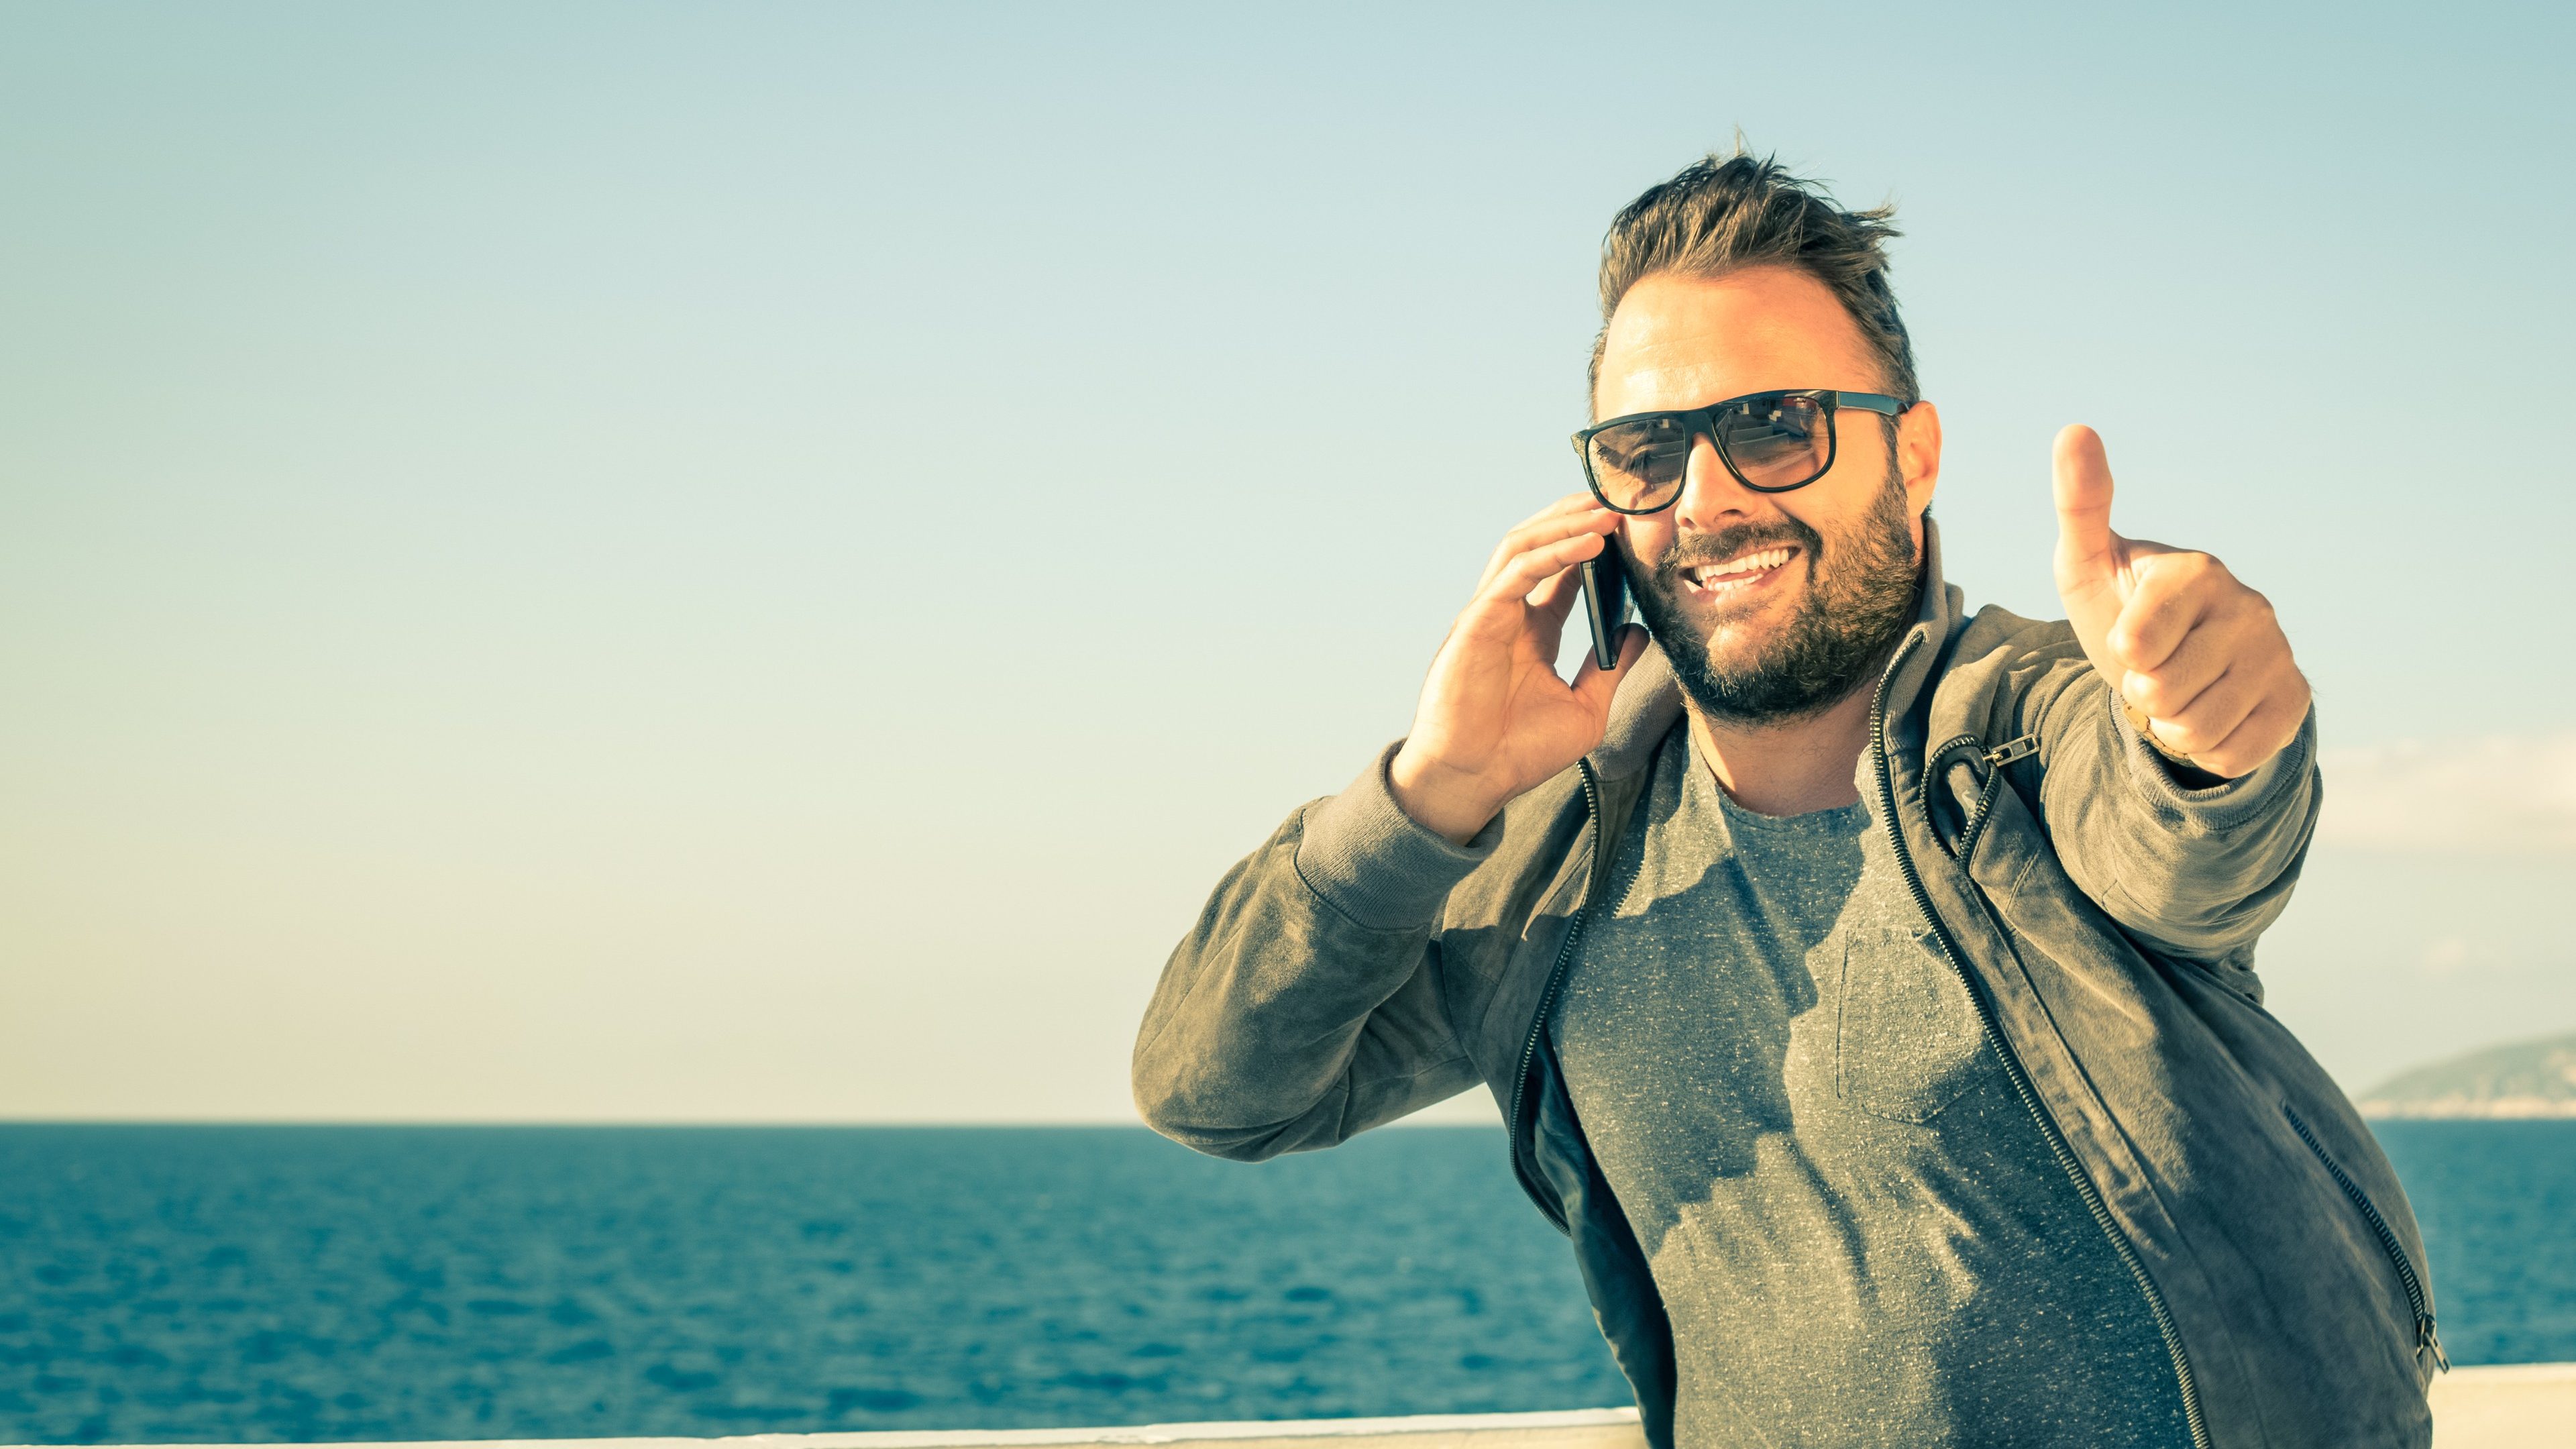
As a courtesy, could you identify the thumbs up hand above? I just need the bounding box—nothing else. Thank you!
[2052,425,2310,782]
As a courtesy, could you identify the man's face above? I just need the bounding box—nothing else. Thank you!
[1593,266,1942,726]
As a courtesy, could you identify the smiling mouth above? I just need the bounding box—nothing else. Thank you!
[1679,545,1799,599]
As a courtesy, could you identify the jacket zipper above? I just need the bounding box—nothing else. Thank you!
[2282,1102,2449,1373]
[1507,759,1604,1195]
[1868,631,2211,1449]
[1926,731,2037,866]
[1955,733,2037,864]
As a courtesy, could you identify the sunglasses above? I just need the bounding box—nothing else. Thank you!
[1570,388,1909,513]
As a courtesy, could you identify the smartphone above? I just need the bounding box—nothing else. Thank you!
[1578,537,1631,670]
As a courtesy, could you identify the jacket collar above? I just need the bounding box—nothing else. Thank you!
[1585,515,1964,784]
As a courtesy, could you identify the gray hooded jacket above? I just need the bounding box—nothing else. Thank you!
[1132,519,2439,1449]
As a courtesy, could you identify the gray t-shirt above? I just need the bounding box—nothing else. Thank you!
[1550,718,2192,1449]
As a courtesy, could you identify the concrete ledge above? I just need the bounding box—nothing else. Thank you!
[44,1411,1648,1449]
[42,1367,2576,1449]
[2431,1361,2576,1446]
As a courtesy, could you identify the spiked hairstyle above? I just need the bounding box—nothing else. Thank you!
[1591,150,1917,409]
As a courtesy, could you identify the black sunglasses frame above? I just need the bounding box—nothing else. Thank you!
[1570,388,1909,513]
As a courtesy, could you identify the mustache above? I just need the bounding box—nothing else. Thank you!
[1641,517,1825,584]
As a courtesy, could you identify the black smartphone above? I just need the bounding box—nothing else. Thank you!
[1578,537,1631,670]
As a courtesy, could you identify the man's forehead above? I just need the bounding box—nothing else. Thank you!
[1594,266,1876,418]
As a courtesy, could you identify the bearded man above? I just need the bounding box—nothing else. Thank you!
[1131,152,2440,1449]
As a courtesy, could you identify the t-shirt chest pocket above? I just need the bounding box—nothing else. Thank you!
[1835,926,1992,1122]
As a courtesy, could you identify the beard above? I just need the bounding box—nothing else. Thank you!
[1625,462,1921,728]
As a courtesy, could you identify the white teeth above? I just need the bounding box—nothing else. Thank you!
[1689,547,1790,585]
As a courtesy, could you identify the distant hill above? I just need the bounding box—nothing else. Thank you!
[2358,1032,2576,1119]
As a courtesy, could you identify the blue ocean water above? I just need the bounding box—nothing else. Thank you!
[0,1125,1619,1444]
[0,1122,2567,1445]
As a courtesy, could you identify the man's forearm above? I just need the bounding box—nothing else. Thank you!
[2039,674,2321,963]
[1131,743,1495,1159]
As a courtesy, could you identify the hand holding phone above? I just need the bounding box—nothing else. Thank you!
[1386,496,1642,845]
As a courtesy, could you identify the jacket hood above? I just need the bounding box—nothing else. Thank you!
[1586,514,1967,784]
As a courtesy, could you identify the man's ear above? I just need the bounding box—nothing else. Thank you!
[1898,399,1942,515]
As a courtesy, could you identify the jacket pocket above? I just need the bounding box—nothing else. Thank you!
[1836,926,1990,1123]
[2283,1102,2449,1373]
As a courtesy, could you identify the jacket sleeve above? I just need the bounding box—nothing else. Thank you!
[2028,660,2322,968]
[1131,741,1499,1162]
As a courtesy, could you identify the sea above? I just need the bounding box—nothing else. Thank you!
[3,1122,2570,1446]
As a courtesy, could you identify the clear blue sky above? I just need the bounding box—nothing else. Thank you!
[3,1,2569,1121]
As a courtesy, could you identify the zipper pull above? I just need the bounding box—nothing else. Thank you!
[1984,733,2041,768]
[2418,1314,2449,1373]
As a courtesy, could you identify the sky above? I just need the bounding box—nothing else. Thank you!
[2,1,2570,1124]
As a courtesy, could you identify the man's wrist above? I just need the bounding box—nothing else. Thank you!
[2121,698,2228,784]
[1292,741,1507,932]
[1387,747,1505,847]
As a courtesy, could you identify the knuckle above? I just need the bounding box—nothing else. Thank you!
[2164,714,2221,753]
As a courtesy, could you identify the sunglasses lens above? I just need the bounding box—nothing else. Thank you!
[1586,417,1692,510]
[1715,394,1829,489]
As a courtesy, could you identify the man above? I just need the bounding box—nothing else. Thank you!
[1132,152,2440,1448]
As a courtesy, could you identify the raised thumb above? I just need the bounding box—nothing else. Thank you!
[2051,423,2118,588]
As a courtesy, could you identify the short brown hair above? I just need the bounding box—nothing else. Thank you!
[1591,150,1917,407]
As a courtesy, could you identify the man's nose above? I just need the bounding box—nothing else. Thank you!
[1674,434,1764,530]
